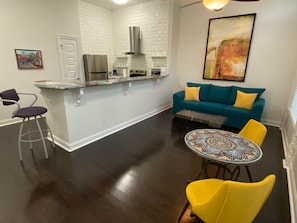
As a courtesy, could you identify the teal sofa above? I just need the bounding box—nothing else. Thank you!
[173,82,265,129]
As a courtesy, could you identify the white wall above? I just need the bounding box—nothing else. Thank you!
[282,68,297,222]
[0,0,81,125]
[282,112,297,222]
[112,0,170,70]
[78,0,170,72]
[112,1,170,57]
[174,0,297,127]
[78,1,114,71]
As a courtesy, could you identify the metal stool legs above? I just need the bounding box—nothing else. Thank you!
[35,116,49,159]
[17,120,24,161]
[18,115,54,161]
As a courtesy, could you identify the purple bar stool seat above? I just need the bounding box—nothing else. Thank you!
[15,106,47,118]
[0,89,55,161]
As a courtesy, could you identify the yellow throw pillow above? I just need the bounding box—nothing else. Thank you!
[184,87,200,101]
[234,90,257,110]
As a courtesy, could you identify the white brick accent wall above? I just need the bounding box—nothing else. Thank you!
[78,0,170,73]
[78,0,114,72]
[112,0,170,70]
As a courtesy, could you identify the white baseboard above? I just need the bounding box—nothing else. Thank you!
[0,118,21,127]
[52,105,172,152]
[261,118,281,128]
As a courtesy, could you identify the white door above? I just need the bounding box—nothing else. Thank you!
[57,35,83,83]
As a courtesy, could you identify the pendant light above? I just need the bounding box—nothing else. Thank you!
[202,0,230,11]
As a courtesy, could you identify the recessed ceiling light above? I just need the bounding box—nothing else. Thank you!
[113,0,128,4]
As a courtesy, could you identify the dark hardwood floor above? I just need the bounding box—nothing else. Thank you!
[0,109,291,223]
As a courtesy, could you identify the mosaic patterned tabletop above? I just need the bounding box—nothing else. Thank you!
[184,129,262,164]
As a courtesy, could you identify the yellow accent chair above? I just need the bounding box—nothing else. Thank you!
[178,174,276,223]
[238,119,267,181]
[238,119,267,147]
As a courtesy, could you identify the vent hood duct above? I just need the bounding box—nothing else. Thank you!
[126,26,144,55]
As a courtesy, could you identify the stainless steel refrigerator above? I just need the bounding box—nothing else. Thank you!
[83,54,108,82]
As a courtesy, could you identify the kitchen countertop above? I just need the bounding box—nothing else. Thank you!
[34,75,168,89]
[34,80,84,89]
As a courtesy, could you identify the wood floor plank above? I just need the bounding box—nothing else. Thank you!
[0,109,291,222]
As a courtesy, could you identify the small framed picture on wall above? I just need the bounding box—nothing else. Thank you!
[15,49,43,69]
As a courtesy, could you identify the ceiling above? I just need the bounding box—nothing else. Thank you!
[81,0,151,10]
[180,0,200,8]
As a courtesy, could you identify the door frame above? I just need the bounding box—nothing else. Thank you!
[57,34,84,83]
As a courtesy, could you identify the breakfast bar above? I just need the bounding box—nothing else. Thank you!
[34,75,170,152]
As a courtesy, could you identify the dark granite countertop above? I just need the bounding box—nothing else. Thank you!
[34,75,168,90]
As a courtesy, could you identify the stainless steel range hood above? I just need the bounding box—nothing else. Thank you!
[126,26,144,55]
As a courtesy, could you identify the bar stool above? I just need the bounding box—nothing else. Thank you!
[0,89,54,161]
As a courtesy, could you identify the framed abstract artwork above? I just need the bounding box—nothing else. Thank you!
[203,14,256,82]
[15,49,43,69]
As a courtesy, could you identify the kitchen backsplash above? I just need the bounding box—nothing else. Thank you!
[78,0,170,73]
